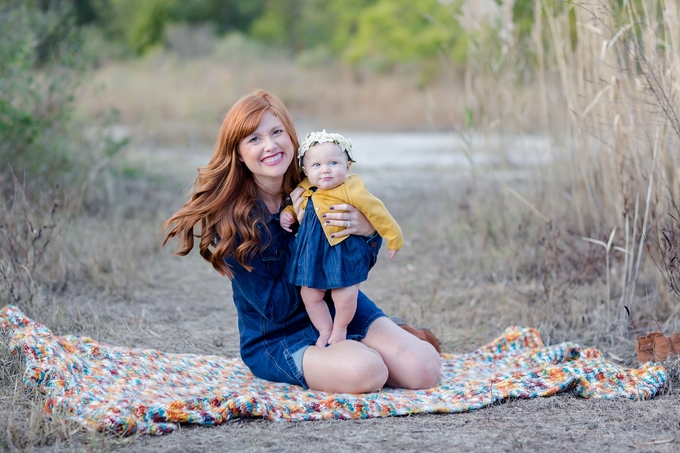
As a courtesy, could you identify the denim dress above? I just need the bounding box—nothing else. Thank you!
[286,196,372,289]
[223,202,386,388]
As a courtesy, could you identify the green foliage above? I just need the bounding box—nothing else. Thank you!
[169,0,265,34]
[87,0,266,54]
[513,0,536,38]
[73,0,572,78]
[333,0,467,66]
[249,0,296,49]
[128,0,171,54]
[0,0,83,184]
[90,0,171,54]
[0,0,126,197]
[249,0,333,52]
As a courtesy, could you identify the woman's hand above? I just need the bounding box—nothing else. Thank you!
[290,187,306,223]
[323,204,377,238]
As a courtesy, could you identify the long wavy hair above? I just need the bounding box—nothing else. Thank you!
[162,90,301,277]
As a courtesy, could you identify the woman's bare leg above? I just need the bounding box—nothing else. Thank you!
[328,284,359,345]
[361,317,441,389]
[300,286,333,347]
[302,340,388,393]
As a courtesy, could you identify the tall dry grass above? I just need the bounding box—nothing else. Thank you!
[0,171,179,450]
[460,0,680,338]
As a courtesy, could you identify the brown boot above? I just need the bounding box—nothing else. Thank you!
[390,316,442,353]
[636,332,662,363]
[654,332,680,362]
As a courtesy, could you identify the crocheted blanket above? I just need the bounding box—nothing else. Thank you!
[0,305,666,436]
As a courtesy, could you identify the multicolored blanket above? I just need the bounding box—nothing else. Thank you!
[0,305,666,436]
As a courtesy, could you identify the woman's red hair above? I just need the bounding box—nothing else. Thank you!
[162,90,301,277]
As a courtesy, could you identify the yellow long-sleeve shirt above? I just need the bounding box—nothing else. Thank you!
[282,174,404,250]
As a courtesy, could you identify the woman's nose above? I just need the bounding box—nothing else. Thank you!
[263,136,276,151]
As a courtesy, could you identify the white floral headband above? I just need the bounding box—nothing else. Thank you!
[297,130,355,168]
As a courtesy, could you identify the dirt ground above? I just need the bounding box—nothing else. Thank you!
[11,139,680,452]
[75,248,680,453]
[5,140,680,453]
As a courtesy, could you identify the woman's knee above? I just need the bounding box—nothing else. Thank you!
[391,343,442,389]
[303,341,388,393]
[342,349,389,392]
[413,347,442,388]
[363,318,442,389]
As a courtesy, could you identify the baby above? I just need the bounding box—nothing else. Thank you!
[281,130,403,347]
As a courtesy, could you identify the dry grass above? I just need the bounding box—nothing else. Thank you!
[1,164,676,451]
[459,0,680,341]
[77,31,466,147]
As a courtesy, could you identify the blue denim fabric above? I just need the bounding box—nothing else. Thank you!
[286,197,372,289]
[224,203,384,388]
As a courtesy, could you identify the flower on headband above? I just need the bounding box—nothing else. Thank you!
[297,130,355,168]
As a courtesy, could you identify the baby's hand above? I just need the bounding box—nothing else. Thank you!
[280,211,296,232]
[388,249,399,259]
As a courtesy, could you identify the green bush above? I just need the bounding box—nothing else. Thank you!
[0,0,85,189]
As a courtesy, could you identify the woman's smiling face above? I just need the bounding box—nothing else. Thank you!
[238,110,295,186]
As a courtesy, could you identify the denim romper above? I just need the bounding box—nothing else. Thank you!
[224,203,386,388]
[286,195,372,289]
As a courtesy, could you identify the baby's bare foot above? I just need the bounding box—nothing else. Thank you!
[316,331,331,347]
[328,327,348,345]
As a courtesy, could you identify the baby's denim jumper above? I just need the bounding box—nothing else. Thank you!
[224,203,386,388]
[286,196,372,289]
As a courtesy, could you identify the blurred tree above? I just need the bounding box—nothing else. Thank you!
[169,0,265,34]
[513,0,535,38]
[249,0,299,49]
[249,0,344,53]
[331,0,467,66]
[71,0,555,73]
[73,0,98,24]
[90,0,171,54]
[327,0,378,53]
[128,0,171,54]
[0,0,85,184]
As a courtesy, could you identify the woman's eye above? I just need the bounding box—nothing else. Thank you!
[248,136,259,143]
[273,129,283,135]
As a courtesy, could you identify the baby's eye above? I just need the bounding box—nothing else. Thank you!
[312,163,320,167]
[330,161,338,166]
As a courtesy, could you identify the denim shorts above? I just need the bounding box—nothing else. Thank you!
[259,291,386,389]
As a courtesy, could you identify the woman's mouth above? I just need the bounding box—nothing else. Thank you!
[261,152,284,165]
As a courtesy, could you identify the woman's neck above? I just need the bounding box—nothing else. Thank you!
[255,177,283,214]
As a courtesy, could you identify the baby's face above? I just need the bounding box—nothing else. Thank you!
[302,142,351,190]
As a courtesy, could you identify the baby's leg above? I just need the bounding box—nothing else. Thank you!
[328,284,360,345]
[300,286,333,347]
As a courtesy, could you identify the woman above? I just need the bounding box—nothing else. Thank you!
[162,90,441,393]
